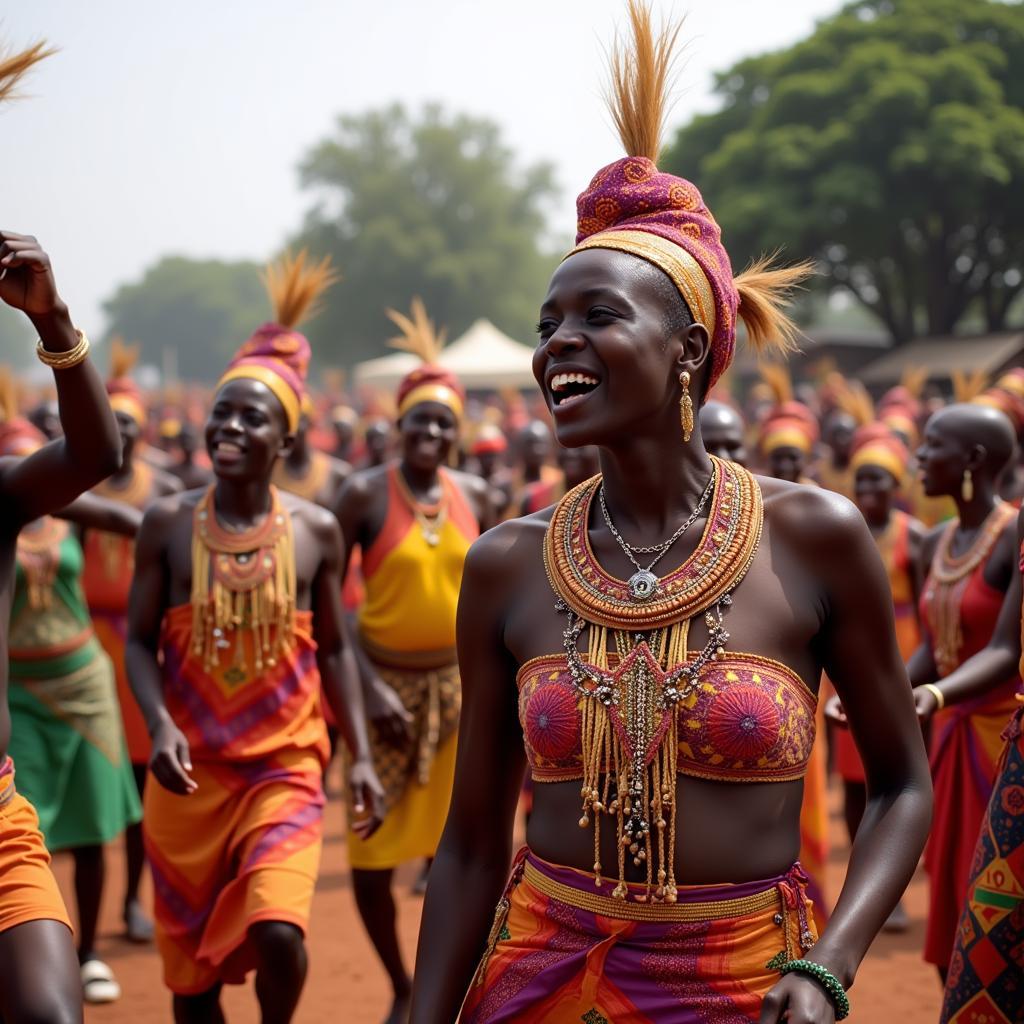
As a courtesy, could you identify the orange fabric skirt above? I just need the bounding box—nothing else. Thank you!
[144,752,324,994]
[0,770,72,936]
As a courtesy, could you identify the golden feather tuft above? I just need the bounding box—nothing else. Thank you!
[605,0,682,162]
[899,365,929,401]
[0,39,57,106]
[758,361,793,407]
[385,297,447,365]
[952,368,989,404]
[832,377,875,427]
[0,367,17,423]
[734,254,815,360]
[262,249,339,330]
[108,336,140,379]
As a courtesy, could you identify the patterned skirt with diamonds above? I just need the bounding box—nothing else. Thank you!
[940,706,1024,1024]
[461,849,818,1024]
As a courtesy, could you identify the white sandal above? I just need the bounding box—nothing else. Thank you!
[81,959,122,1004]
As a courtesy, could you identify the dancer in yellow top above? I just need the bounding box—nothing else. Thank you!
[334,299,490,1024]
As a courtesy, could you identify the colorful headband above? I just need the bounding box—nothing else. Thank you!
[761,422,815,456]
[851,442,906,485]
[387,299,465,422]
[396,380,464,421]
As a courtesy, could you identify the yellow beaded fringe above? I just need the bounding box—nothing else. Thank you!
[577,618,689,902]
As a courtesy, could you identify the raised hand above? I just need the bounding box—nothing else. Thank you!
[0,232,63,319]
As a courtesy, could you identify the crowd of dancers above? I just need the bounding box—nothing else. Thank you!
[2,8,1023,1024]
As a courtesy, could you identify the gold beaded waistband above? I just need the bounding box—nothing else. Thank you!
[521,859,782,923]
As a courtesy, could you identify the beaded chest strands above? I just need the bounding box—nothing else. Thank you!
[924,500,1015,677]
[543,456,763,902]
[190,486,297,673]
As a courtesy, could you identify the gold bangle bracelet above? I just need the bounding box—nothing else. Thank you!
[36,328,90,370]
[922,683,946,711]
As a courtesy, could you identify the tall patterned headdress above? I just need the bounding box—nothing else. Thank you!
[565,1,813,389]
[218,250,338,432]
[387,297,464,420]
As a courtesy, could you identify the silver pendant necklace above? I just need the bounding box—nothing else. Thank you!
[598,474,715,602]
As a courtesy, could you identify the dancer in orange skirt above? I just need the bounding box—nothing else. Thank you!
[125,251,382,1023]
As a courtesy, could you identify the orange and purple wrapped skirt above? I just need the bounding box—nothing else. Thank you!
[461,850,818,1023]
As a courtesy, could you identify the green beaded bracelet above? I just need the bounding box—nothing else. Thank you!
[777,959,850,1020]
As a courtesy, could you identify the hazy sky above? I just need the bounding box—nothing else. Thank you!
[4,0,842,334]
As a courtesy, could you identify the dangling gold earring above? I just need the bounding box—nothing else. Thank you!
[679,370,694,443]
[962,468,974,502]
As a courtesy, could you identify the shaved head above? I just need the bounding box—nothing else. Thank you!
[930,403,1016,476]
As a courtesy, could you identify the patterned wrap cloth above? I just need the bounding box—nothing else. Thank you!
[462,849,818,1023]
[145,605,329,994]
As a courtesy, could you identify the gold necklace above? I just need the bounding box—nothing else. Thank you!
[395,466,450,547]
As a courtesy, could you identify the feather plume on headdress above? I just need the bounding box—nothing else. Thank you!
[0,366,44,456]
[569,0,813,380]
[262,249,339,330]
[0,39,57,105]
[759,362,793,407]
[387,299,463,420]
[108,336,140,380]
[900,365,929,401]
[952,368,988,404]
[0,367,18,424]
[832,377,875,427]
[386,297,448,364]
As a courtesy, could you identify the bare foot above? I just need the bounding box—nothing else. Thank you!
[383,992,411,1024]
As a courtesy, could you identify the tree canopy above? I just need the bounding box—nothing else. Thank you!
[662,0,1024,343]
[102,256,265,379]
[290,103,559,366]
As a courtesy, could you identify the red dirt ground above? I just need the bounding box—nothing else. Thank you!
[54,768,943,1023]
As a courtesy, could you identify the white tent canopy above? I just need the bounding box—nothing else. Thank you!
[353,319,536,391]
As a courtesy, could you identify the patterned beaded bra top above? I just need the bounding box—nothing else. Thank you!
[535,456,817,902]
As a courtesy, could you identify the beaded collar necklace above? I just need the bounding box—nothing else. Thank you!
[542,455,763,902]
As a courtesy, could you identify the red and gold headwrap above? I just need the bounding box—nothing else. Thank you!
[757,362,817,454]
[217,250,338,432]
[105,337,146,426]
[386,298,465,421]
[850,427,909,486]
[975,369,1024,437]
[564,2,812,390]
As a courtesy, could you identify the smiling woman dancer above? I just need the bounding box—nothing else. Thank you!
[125,251,383,1024]
[335,299,490,1024]
[410,6,932,1023]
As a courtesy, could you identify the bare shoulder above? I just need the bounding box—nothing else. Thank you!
[337,463,389,505]
[449,467,489,500]
[152,466,185,496]
[758,473,864,551]
[140,488,201,540]
[463,508,551,592]
[279,490,340,541]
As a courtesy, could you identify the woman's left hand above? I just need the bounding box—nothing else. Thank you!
[760,974,837,1023]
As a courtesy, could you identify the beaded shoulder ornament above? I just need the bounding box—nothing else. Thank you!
[543,455,763,902]
[92,462,154,580]
[924,500,1015,676]
[190,486,297,674]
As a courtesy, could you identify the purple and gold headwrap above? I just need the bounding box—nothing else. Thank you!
[561,2,811,392]
[218,325,310,432]
[216,250,337,432]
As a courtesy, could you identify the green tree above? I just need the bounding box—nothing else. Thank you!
[291,103,559,366]
[102,257,265,379]
[663,0,1024,343]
